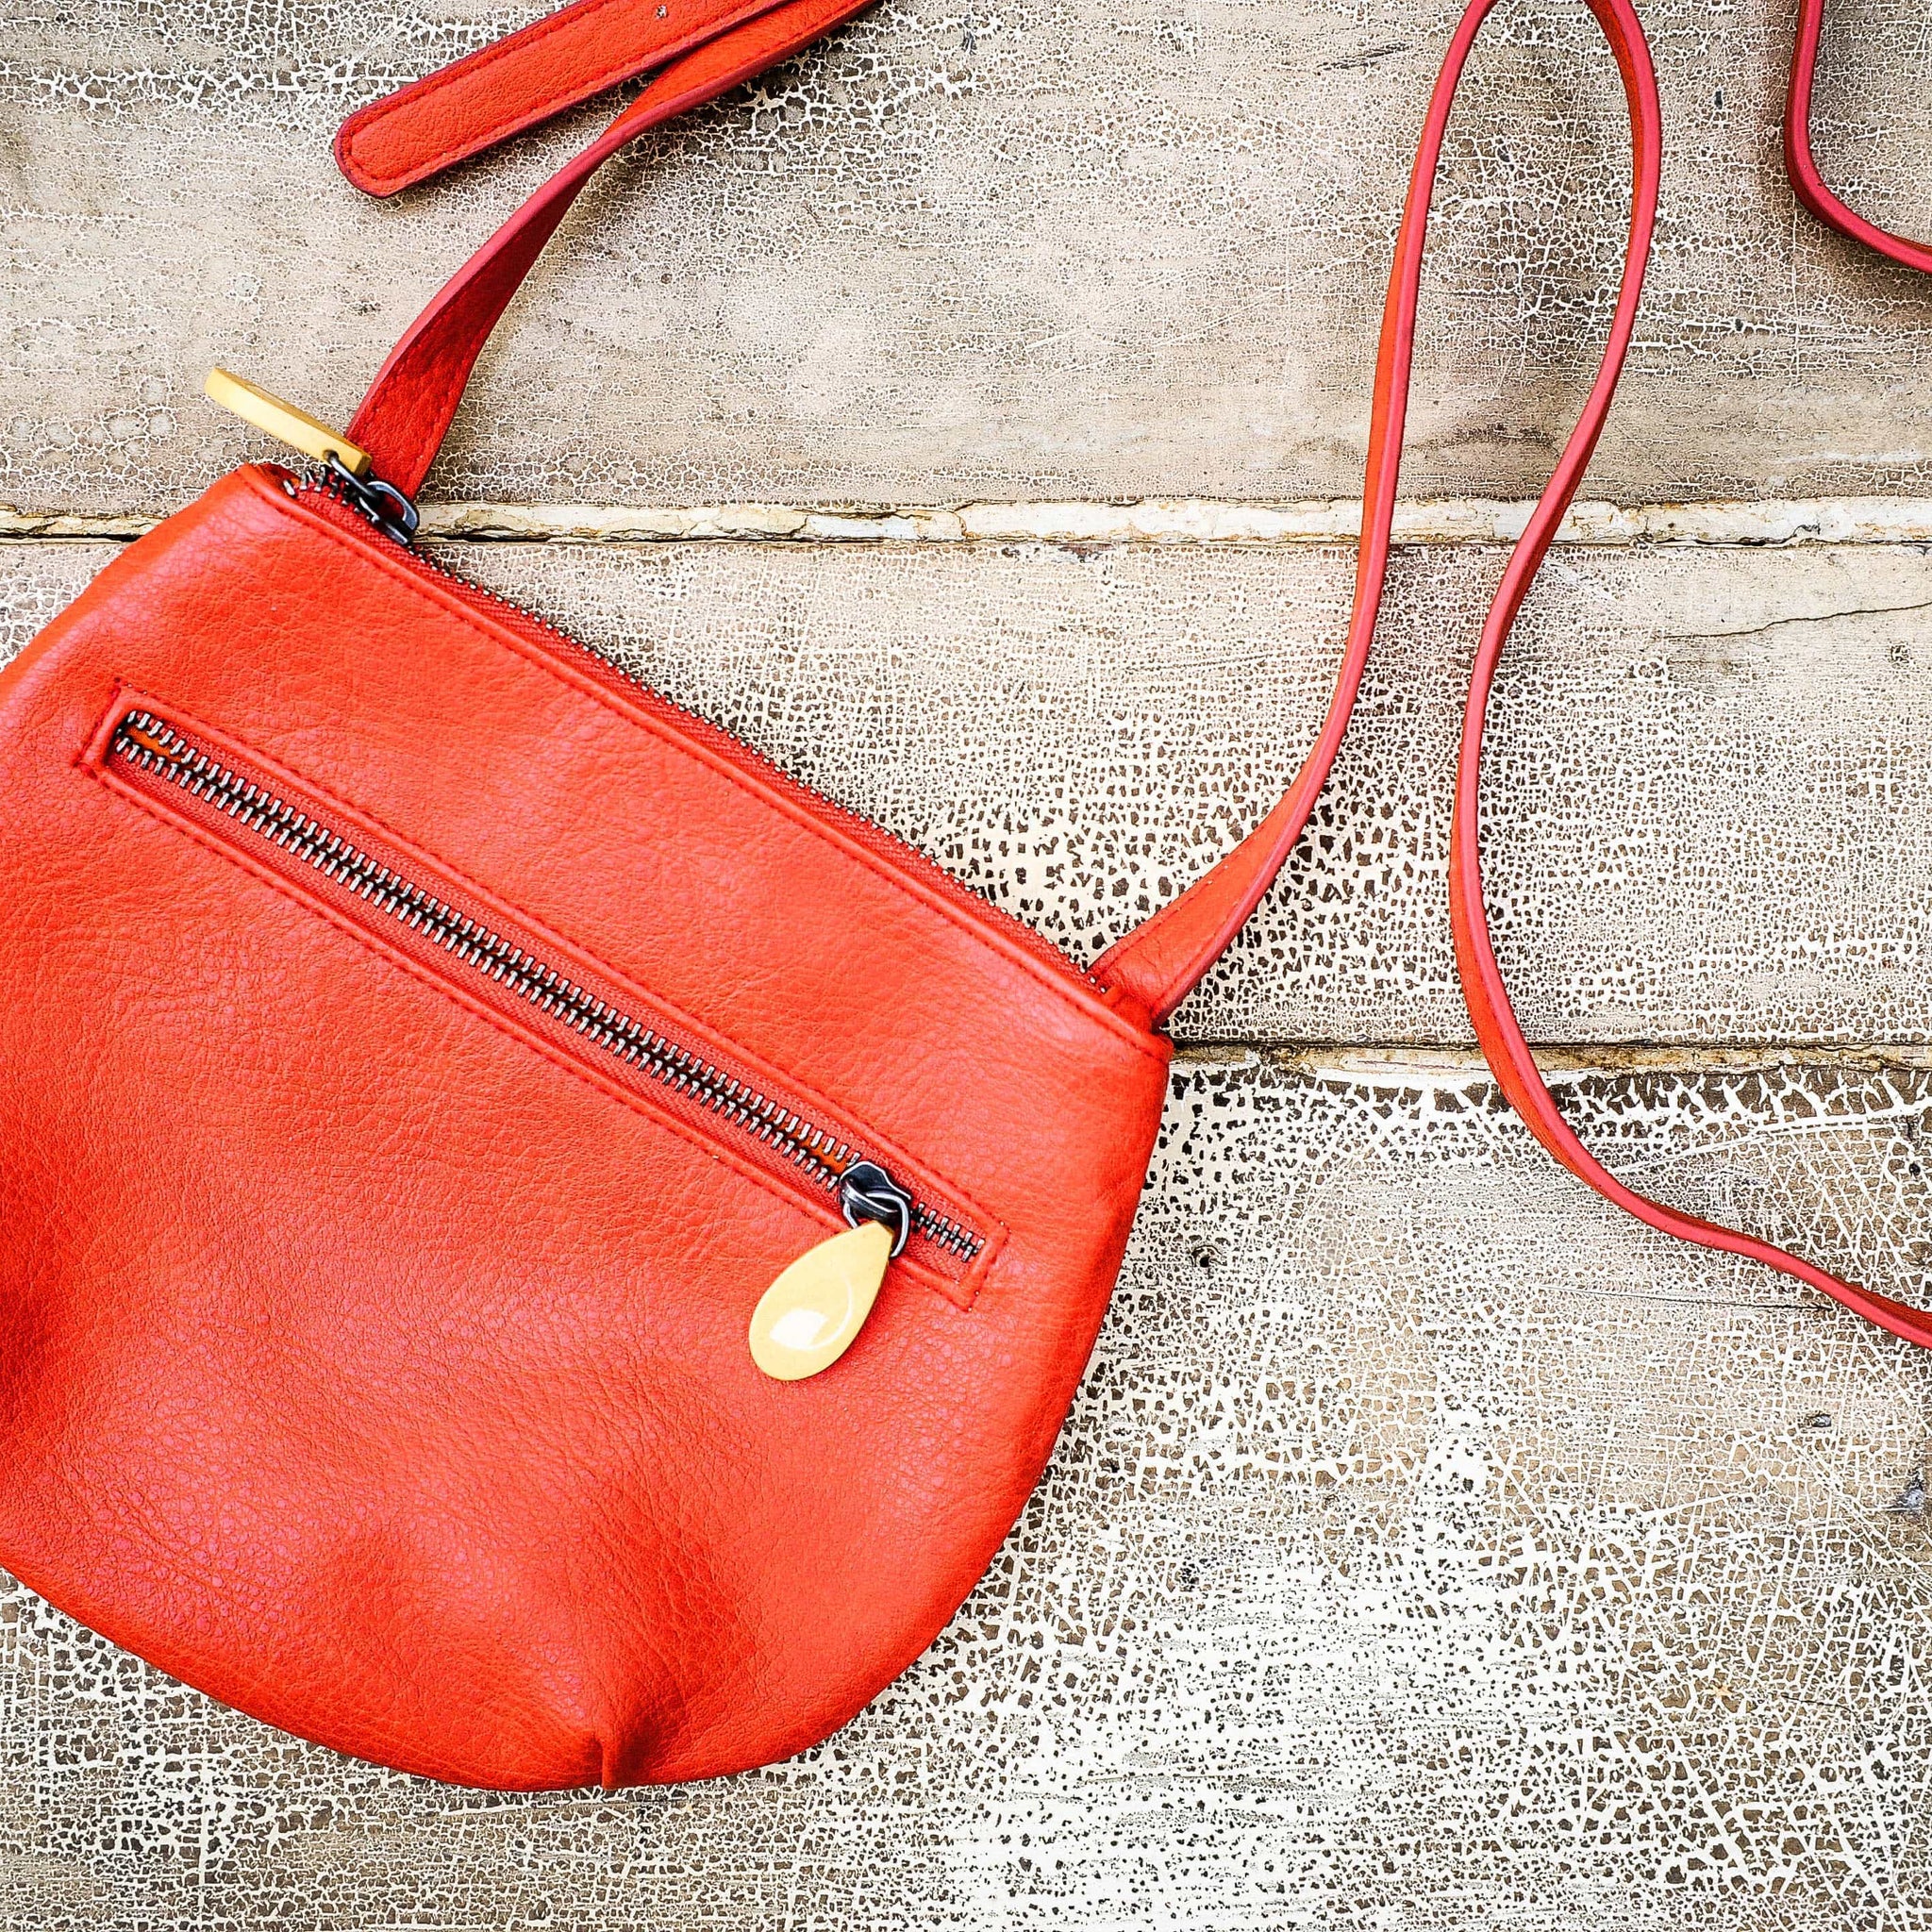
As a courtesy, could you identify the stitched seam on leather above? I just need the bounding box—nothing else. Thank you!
[341,0,642,141]
[89,743,986,1308]
[92,672,1005,1301]
[262,474,1167,1068]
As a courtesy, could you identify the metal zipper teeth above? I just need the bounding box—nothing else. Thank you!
[113,709,983,1263]
[287,469,1106,997]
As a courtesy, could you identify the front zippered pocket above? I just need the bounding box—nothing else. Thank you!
[90,694,995,1315]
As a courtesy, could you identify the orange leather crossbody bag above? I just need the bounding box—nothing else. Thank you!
[1,0,1925,1790]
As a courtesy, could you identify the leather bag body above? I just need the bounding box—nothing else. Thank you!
[0,465,1171,1787]
[2,0,1925,1793]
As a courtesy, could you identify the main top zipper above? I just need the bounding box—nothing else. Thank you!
[285,464,1107,999]
[204,367,1103,999]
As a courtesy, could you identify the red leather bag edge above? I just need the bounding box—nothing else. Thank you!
[8,0,1932,1798]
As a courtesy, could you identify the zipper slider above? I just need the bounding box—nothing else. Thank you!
[204,369,420,546]
[748,1162,913,1382]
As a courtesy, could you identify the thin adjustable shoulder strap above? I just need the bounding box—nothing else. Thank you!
[1090,0,1659,1027]
[344,0,872,493]
[1785,0,1932,272]
[1450,0,1930,1351]
[1434,0,1914,1351]
[1098,0,1928,1349]
[1445,8,1932,1346]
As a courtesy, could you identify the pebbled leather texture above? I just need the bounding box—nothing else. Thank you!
[0,465,1171,1787]
[6,0,1930,1798]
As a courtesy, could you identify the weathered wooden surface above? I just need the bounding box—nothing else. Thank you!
[9,0,1932,1916]
[3,1053,1928,1929]
[10,535,1932,1046]
[8,0,1932,514]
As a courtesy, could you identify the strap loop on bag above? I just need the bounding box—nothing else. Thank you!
[1785,0,1932,273]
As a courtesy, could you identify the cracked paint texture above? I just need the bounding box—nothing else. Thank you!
[6,0,1932,510]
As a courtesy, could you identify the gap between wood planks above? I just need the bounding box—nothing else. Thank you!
[11,495,1932,546]
[1177,1042,1932,1074]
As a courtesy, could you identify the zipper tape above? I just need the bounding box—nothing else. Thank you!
[86,686,1001,1307]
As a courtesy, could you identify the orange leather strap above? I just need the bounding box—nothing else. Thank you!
[345,0,873,492]
[1785,0,1932,273]
[337,0,813,197]
[1108,0,1929,1344]
[1091,0,1659,1027]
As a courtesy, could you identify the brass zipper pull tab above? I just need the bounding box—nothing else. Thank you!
[204,369,420,546]
[749,1162,912,1382]
[205,369,374,474]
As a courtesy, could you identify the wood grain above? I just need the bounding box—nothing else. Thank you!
[7,0,1932,514]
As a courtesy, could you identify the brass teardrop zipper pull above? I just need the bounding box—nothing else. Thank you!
[749,1221,891,1381]
[749,1161,912,1382]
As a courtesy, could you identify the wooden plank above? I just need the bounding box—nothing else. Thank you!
[6,0,1932,515]
[2,1052,1927,1926]
[9,534,1932,1046]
